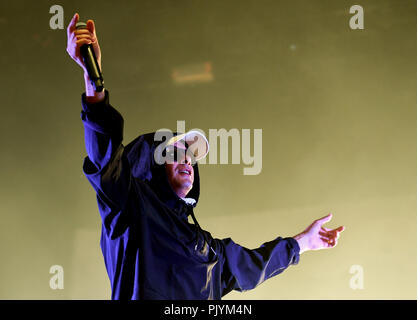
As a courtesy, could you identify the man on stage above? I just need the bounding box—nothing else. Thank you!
[66,13,345,300]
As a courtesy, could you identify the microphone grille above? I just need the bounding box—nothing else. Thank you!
[75,22,87,29]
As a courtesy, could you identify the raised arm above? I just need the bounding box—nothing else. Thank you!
[67,13,131,233]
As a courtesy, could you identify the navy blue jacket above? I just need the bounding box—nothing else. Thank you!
[80,90,300,300]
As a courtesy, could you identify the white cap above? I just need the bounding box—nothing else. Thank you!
[165,130,209,161]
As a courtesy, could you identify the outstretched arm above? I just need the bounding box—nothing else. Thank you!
[219,236,300,296]
[219,213,345,297]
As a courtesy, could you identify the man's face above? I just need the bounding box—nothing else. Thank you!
[164,141,195,198]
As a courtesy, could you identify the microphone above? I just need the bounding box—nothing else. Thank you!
[76,21,104,92]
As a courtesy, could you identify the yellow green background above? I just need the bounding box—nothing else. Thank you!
[1,0,416,299]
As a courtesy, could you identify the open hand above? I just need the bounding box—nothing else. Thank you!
[293,213,345,254]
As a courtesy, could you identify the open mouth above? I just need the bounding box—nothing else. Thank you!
[178,169,191,176]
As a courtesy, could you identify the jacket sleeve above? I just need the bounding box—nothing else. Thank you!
[80,90,132,233]
[219,236,300,296]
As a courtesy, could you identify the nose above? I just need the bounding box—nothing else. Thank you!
[181,153,192,165]
[176,149,193,165]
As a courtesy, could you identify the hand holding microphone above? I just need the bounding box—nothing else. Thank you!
[66,13,104,92]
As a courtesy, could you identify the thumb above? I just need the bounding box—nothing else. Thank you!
[336,226,346,232]
[316,213,332,226]
[86,19,96,35]
[67,13,79,35]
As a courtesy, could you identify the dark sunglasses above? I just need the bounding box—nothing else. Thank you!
[164,146,197,166]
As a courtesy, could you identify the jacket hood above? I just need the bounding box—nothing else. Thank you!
[124,131,201,215]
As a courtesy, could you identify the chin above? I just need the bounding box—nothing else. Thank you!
[182,181,193,191]
[178,179,193,191]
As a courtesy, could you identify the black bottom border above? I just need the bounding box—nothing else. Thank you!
[1,300,415,319]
